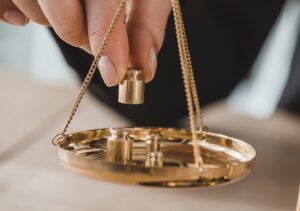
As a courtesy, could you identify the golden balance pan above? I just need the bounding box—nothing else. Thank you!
[57,127,256,187]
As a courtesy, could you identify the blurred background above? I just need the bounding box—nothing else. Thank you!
[0,23,76,86]
[0,1,299,211]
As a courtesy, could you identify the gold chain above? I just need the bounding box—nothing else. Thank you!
[172,0,203,167]
[52,0,204,168]
[52,0,127,145]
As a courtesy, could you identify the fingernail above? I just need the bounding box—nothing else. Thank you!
[98,56,119,87]
[149,47,157,80]
[3,9,29,26]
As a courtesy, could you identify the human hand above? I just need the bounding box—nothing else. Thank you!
[0,0,172,86]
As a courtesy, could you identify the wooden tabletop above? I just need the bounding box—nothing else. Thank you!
[0,70,299,211]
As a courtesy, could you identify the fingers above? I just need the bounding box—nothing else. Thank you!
[84,0,129,87]
[12,0,49,25]
[0,0,171,86]
[0,0,28,25]
[37,0,91,52]
[126,0,171,82]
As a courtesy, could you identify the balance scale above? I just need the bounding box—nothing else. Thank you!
[52,0,256,188]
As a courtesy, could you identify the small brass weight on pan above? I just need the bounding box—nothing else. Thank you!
[107,128,133,164]
[52,0,256,188]
[145,134,163,168]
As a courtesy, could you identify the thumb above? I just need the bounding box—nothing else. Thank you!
[126,0,172,83]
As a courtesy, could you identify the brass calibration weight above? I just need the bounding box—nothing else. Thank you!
[52,0,256,188]
[118,68,144,104]
[107,128,133,164]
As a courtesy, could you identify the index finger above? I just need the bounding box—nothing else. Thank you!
[84,0,129,87]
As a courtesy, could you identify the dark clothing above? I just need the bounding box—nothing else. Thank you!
[51,0,300,126]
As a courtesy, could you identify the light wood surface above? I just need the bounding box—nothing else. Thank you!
[0,71,299,211]
[297,186,300,211]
